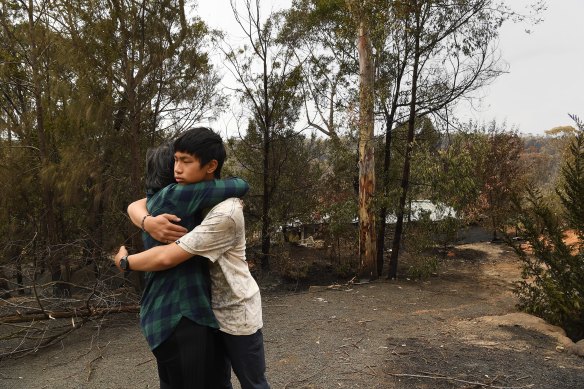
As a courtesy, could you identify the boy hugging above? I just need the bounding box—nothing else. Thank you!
[114,127,269,389]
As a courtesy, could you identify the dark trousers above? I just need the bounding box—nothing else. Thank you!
[213,329,270,389]
[152,317,215,389]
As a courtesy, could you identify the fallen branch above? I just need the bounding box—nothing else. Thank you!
[0,305,140,324]
[1,323,79,360]
[387,372,534,389]
[136,358,154,367]
[87,355,103,382]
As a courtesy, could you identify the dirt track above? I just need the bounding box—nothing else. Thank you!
[1,242,583,388]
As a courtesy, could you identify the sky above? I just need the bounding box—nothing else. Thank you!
[458,0,584,135]
[195,0,584,136]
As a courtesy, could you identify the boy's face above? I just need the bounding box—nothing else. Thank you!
[174,151,216,184]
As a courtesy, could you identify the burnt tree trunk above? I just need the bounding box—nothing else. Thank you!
[376,50,408,276]
[388,10,421,280]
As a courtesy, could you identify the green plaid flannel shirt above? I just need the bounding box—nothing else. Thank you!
[140,177,249,350]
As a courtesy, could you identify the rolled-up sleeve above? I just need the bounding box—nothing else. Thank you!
[176,212,236,263]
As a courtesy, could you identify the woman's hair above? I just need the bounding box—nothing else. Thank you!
[145,141,175,192]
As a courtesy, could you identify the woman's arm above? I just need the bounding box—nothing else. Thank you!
[128,177,248,242]
[158,177,249,216]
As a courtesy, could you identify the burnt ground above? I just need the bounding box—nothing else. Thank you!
[0,242,583,389]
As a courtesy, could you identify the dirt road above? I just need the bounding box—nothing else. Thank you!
[1,242,582,388]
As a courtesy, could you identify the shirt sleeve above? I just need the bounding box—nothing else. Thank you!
[156,177,249,216]
[176,211,236,262]
[182,177,249,215]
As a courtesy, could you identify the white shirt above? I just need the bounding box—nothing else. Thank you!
[177,198,263,336]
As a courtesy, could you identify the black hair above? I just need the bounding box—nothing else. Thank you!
[145,141,175,192]
[173,127,226,178]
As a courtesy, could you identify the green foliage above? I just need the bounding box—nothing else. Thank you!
[0,0,220,294]
[226,130,326,239]
[317,135,359,265]
[437,122,526,239]
[424,131,482,215]
[557,115,584,237]
[333,260,359,279]
[282,0,361,140]
[402,214,440,280]
[432,215,460,251]
[514,116,584,342]
[376,118,448,213]
[521,134,570,208]
[514,190,584,341]
[406,255,439,280]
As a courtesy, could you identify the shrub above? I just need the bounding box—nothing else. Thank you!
[513,190,584,341]
[513,116,584,342]
[406,255,439,280]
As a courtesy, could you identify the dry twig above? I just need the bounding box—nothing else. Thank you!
[283,364,330,388]
[387,372,535,389]
[86,355,103,382]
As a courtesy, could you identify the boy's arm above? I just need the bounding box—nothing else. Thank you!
[114,243,192,271]
[114,209,236,271]
[127,198,188,242]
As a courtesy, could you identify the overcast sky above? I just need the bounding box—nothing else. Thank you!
[459,0,584,135]
[196,0,584,136]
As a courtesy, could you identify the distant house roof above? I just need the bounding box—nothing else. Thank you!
[283,214,330,228]
[282,200,456,228]
[384,200,457,224]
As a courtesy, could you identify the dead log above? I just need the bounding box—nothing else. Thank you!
[0,304,140,323]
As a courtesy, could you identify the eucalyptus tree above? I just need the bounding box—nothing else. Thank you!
[285,0,393,279]
[477,122,525,240]
[349,0,380,279]
[284,0,513,278]
[283,0,358,140]
[385,0,517,279]
[223,0,304,270]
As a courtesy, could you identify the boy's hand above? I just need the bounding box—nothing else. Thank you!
[114,246,128,270]
[144,214,188,243]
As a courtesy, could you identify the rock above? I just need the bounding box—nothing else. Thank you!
[568,339,584,357]
[478,312,575,349]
